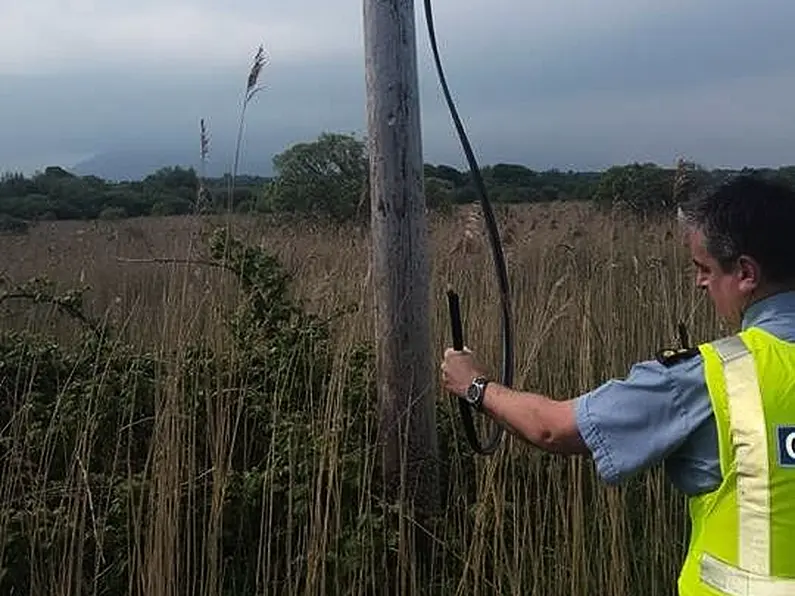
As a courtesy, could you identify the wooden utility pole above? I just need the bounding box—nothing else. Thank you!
[363,0,440,517]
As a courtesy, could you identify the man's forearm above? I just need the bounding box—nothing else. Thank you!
[480,382,589,455]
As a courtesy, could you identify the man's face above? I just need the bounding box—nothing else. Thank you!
[687,227,756,327]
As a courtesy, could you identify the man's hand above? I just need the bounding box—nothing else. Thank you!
[441,347,589,455]
[440,347,489,397]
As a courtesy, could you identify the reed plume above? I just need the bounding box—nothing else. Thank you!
[230,45,268,212]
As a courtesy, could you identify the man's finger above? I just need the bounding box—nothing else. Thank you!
[444,346,473,357]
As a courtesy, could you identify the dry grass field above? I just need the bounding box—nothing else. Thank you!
[0,202,727,595]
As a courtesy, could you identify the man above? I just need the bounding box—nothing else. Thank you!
[441,175,795,595]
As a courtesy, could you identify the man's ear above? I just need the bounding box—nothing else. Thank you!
[736,255,762,292]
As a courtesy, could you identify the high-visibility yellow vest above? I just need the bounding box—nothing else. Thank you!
[678,327,795,595]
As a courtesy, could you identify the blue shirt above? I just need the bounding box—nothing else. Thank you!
[573,290,795,496]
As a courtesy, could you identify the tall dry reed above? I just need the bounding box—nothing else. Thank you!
[0,201,721,595]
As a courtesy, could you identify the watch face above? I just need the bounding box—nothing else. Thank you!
[466,383,480,403]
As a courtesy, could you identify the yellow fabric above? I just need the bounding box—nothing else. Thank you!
[678,327,795,596]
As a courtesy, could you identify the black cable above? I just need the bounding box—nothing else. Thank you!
[423,0,513,455]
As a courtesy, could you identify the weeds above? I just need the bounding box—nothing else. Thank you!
[0,201,718,595]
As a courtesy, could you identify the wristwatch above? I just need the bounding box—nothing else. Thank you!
[465,376,489,411]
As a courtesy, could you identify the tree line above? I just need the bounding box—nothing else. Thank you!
[3,132,795,231]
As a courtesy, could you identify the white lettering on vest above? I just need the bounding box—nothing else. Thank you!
[787,432,795,459]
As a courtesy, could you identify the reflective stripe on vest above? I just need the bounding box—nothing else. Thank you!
[700,335,795,595]
[701,553,795,596]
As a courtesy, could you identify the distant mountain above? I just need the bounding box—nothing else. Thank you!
[72,149,274,182]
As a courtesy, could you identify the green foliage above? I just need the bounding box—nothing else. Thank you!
[0,165,242,222]
[0,172,36,197]
[98,206,128,220]
[149,196,193,216]
[262,132,368,220]
[143,166,199,194]
[0,231,382,594]
[424,163,468,188]
[0,277,155,591]
[423,162,603,206]
[142,167,201,216]
[0,276,95,332]
[207,228,332,357]
[4,136,795,224]
[424,177,455,213]
[483,163,537,187]
[593,163,677,216]
[0,213,29,234]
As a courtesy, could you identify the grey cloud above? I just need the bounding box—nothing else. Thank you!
[1,0,794,175]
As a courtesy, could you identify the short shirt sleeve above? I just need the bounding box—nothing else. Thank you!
[573,353,712,486]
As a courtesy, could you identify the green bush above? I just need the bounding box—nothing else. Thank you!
[0,213,28,234]
[0,230,380,594]
[99,206,128,220]
[150,196,193,216]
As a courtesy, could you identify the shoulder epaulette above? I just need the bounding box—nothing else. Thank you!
[655,346,699,367]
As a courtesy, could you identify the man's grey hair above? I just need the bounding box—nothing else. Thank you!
[677,192,740,271]
[677,175,795,283]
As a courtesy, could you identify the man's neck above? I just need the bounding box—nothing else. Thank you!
[751,283,795,304]
[741,284,795,321]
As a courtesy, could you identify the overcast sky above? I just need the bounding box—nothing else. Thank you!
[2,0,794,176]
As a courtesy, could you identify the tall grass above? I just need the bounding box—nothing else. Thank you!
[0,201,721,595]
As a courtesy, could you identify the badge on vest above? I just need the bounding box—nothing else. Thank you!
[778,426,795,468]
[655,346,699,367]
